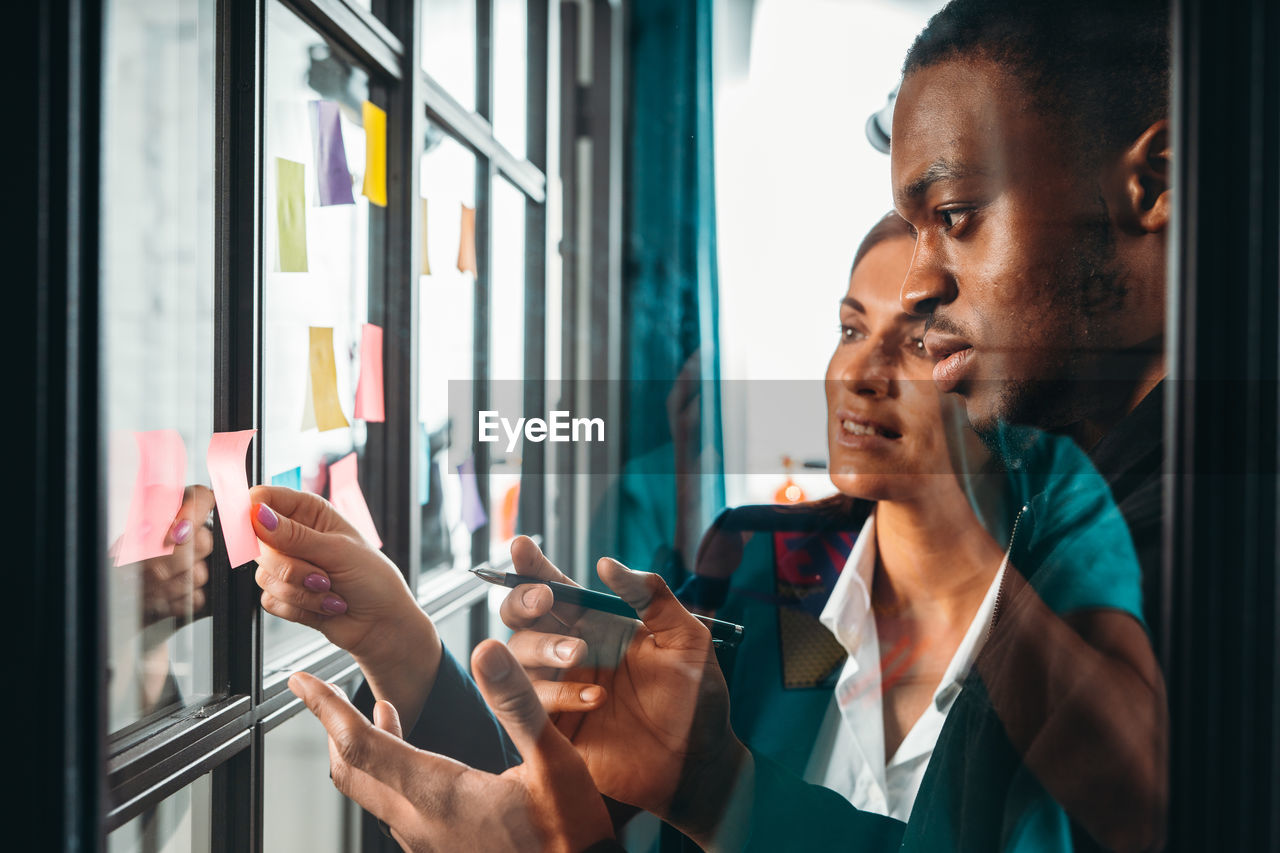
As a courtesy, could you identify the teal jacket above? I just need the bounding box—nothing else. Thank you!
[681,429,1145,851]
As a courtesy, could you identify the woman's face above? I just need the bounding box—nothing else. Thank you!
[825,237,962,501]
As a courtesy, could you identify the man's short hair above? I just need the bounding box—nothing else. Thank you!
[902,0,1170,165]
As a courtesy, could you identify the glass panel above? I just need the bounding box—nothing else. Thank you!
[493,0,528,158]
[421,0,477,113]
[434,604,474,666]
[108,772,211,853]
[101,0,216,734]
[264,704,362,853]
[489,179,527,552]
[261,0,380,671]
[419,131,478,580]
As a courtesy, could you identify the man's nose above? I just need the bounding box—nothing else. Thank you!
[900,239,955,317]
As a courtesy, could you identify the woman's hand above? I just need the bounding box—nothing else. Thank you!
[290,641,616,853]
[250,485,441,728]
[499,536,748,845]
[133,485,216,627]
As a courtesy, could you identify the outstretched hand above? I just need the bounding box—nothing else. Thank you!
[290,640,615,853]
[500,537,748,842]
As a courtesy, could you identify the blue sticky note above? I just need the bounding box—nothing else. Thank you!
[271,466,302,490]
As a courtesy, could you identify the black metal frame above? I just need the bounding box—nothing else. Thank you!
[57,0,556,849]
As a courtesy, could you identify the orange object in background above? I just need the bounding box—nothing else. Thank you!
[774,456,806,504]
[499,482,520,541]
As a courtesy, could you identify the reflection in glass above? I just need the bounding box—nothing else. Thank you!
[419,132,479,579]
[493,0,528,158]
[264,705,361,853]
[422,0,477,112]
[101,0,216,734]
[108,772,211,853]
[261,0,377,672]
[489,179,527,551]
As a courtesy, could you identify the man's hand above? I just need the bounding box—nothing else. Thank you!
[251,485,441,729]
[289,641,615,853]
[500,536,748,843]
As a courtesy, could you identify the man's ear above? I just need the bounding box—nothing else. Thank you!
[1117,119,1172,233]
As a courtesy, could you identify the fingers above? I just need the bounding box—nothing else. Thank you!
[510,536,574,584]
[250,493,360,569]
[532,680,607,714]
[289,673,450,828]
[507,629,587,669]
[254,553,347,617]
[373,700,403,740]
[500,582,568,632]
[260,590,328,630]
[596,558,710,649]
[169,485,216,546]
[472,640,580,771]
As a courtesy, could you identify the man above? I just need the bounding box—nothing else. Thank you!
[290,1,1170,849]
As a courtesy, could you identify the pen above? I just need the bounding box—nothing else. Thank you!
[470,566,745,648]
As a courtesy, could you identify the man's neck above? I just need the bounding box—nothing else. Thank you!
[1067,353,1167,451]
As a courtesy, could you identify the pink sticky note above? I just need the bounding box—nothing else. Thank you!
[207,430,260,568]
[354,323,385,422]
[457,455,488,533]
[330,451,382,548]
[115,429,187,566]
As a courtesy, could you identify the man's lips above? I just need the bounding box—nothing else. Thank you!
[924,332,975,393]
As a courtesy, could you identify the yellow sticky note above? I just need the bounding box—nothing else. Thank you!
[457,204,477,275]
[421,197,432,276]
[276,157,308,272]
[306,327,350,432]
[362,101,387,208]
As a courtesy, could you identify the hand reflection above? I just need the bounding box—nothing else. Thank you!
[118,485,216,628]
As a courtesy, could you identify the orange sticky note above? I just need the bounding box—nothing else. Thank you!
[305,326,350,432]
[361,101,387,207]
[115,429,187,566]
[354,322,385,422]
[207,429,260,569]
[330,451,382,548]
[457,204,477,275]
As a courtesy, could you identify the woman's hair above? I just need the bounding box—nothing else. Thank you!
[850,211,915,276]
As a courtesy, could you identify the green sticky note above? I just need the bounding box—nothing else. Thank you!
[276,157,308,272]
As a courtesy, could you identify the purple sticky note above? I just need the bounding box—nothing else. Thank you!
[115,429,187,566]
[457,455,488,533]
[309,100,355,206]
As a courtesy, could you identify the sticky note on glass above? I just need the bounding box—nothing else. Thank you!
[354,322,385,422]
[457,455,488,533]
[276,157,308,272]
[457,204,477,275]
[303,326,350,432]
[207,429,260,569]
[361,101,387,207]
[309,100,355,206]
[330,451,382,548]
[115,429,187,566]
[271,466,302,490]
[420,197,432,275]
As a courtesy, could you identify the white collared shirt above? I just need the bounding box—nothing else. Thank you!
[803,510,1006,821]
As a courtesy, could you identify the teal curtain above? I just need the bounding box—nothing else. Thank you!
[594,0,725,587]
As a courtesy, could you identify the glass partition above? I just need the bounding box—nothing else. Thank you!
[101,0,217,734]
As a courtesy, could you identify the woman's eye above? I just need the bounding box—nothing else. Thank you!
[840,325,865,343]
[909,337,928,356]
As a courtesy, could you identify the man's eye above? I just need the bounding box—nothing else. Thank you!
[940,209,968,230]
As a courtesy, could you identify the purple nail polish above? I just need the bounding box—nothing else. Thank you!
[172,519,193,545]
[304,573,331,592]
[256,504,278,531]
[322,595,347,614]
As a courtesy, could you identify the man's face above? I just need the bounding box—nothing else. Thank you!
[891,58,1151,432]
